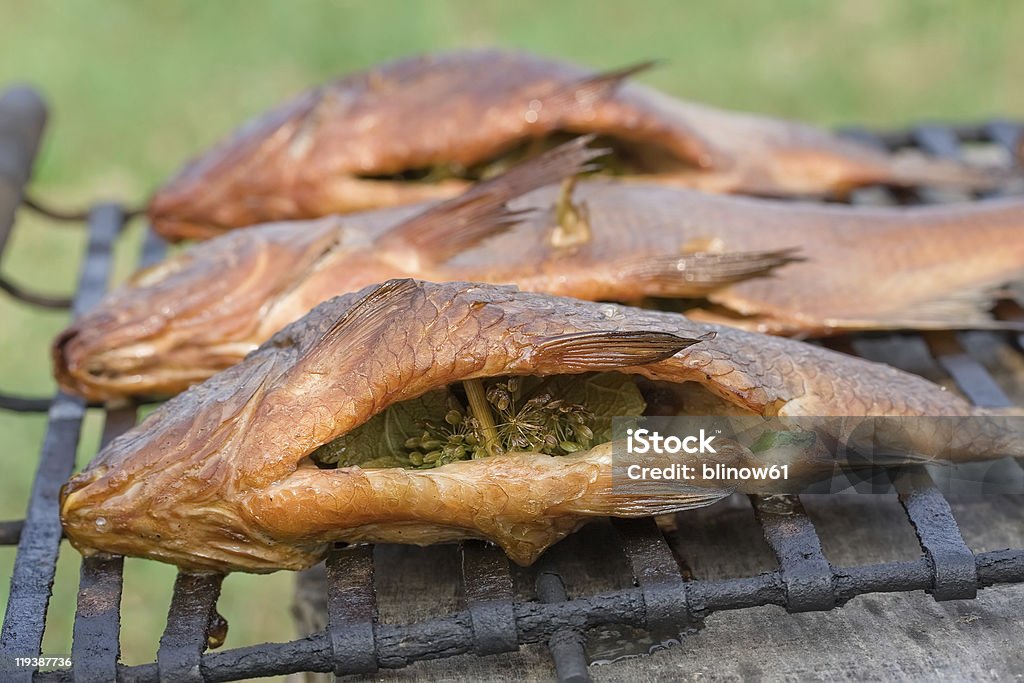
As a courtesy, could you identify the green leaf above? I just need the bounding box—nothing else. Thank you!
[749,429,817,453]
[534,373,646,443]
[311,372,646,469]
[310,389,454,468]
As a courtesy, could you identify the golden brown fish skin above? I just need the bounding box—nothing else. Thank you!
[465,184,1024,335]
[147,50,1003,240]
[60,178,1024,402]
[54,220,343,400]
[60,280,1014,573]
[56,138,610,401]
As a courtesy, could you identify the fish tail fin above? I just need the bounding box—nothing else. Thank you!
[977,406,1024,418]
[877,154,1016,193]
[616,248,804,298]
[709,275,1024,336]
[377,136,606,261]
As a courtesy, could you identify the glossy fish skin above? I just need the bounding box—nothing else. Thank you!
[57,175,1024,402]
[147,50,1004,240]
[472,184,1024,336]
[59,280,1014,573]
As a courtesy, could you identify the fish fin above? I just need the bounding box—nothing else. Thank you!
[979,406,1024,418]
[305,278,421,371]
[828,318,1024,333]
[556,60,658,106]
[617,249,804,297]
[880,153,1015,192]
[378,136,606,261]
[707,278,1024,335]
[821,282,1024,332]
[562,479,733,516]
[534,329,712,371]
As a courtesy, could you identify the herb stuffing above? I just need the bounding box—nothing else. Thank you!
[310,372,646,470]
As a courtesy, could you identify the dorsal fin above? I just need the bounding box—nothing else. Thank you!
[304,278,421,373]
[377,136,606,262]
[554,60,659,107]
[534,329,712,371]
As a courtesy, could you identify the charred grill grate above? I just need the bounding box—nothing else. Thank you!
[0,85,1023,682]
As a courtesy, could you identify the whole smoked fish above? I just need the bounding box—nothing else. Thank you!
[56,140,1024,402]
[60,280,1019,572]
[148,50,1005,240]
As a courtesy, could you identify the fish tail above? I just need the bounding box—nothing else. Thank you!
[878,154,1016,192]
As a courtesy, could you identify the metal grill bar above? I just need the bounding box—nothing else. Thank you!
[0,86,46,260]
[912,125,965,160]
[0,520,24,545]
[535,561,590,683]
[139,228,168,269]
[613,518,692,631]
[30,545,1024,682]
[848,122,1021,150]
[157,573,224,683]
[460,542,518,656]
[752,497,836,613]
[984,121,1023,159]
[924,332,1011,408]
[71,555,124,682]
[68,405,135,683]
[0,203,123,681]
[899,483,979,601]
[324,546,377,676]
[0,275,71,309]
[0,396,53,413]
[0,87,52,413]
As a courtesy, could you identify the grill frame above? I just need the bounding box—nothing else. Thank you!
[0,85,1022,682]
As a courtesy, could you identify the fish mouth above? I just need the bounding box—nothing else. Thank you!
[54,324,256,402]
[140,215,239,242]
[59,466,130,565]
[61,467,317,572]
[148,89,324,242]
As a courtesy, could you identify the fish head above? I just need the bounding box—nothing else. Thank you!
[59,347,326,571]
[146,89,326,241]
[53,220,343,402]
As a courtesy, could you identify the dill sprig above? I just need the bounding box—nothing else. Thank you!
[311,373,643,471]
[400,377,596,469]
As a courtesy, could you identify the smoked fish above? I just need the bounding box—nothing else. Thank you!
[60,280,1018,572]
[57,140,1024,402]
[148,50,1005,241]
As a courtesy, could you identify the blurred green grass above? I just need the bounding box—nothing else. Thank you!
[0,0,1021,677]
